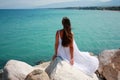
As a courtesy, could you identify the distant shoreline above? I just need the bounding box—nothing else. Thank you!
[0,6,120,11]
[50,6,120,11]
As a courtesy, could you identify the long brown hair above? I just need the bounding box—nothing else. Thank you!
[62,17,73,47]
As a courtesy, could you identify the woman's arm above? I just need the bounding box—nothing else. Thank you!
[52,31,59,60]
[69,34,74,65]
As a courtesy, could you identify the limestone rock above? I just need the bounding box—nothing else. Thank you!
[34,62,50,70]
[25,69,50,80]
[3,60,34,80]
[45,57,99,80]
[98,49,120,80]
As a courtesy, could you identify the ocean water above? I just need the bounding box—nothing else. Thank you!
[0,9,120,69]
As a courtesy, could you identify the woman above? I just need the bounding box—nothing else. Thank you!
[52,17,99,76]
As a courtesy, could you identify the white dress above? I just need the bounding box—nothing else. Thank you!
[57,31,99,76]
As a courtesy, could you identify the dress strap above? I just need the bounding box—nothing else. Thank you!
[58,30,61,40]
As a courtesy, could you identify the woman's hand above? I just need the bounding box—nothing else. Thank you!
[52,55,57,60]
[70,59,74,65]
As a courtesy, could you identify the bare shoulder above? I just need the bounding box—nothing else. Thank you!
[56,29,62,33]
[59,29,64,32]
[56,29,62,37]
[59,29,64,35]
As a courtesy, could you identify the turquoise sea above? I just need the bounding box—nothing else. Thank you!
[0,9,120,69]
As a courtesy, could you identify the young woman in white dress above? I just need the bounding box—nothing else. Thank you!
[52,17,99,76]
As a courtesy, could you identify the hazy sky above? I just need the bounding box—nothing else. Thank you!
[0,0,113,9]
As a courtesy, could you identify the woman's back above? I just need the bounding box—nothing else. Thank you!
[57,30,71,61]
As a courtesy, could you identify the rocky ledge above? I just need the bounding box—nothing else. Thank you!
[0,49,120,80]
[98,49,120,80]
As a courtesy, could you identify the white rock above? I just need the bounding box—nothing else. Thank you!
[3,60,34,80]
[34,62,50,70]
[45,57,99,80]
